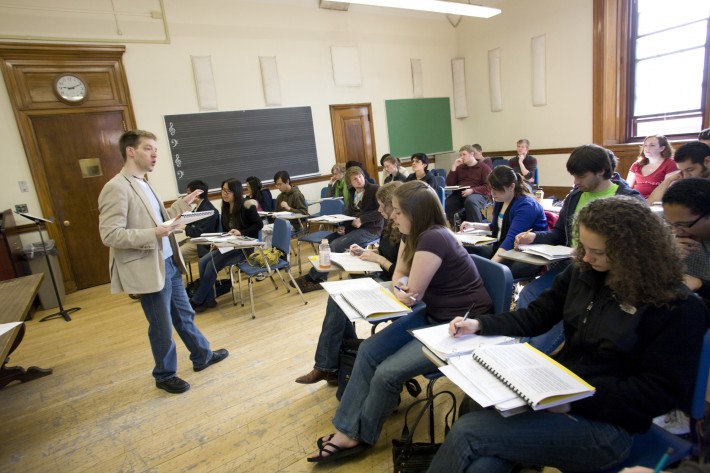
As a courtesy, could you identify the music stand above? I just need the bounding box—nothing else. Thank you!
[16,212,80,322]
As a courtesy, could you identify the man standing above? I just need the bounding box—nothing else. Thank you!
[179,179,221,261]
[646,141,710,203]
[445,144,491,223]
[98,130,228,394]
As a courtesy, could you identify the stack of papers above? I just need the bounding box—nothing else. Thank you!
[329,252,382,272]
[517,244,574,261]
[258,211,297,217]
[455,233,496,246]
[411,323,514,361]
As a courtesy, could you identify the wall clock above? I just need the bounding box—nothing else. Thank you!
[54,74,88,104]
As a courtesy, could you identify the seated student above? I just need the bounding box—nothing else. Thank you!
[508,138,537,185]
[189,178,263,312]
[294,181,403,384]
[445,144,491,224]
[700,127,710,147]
[307,180,492,463]
[647,141,710,203]
[405,152,438,189]
[178,179,222,262]
[663,177,710,308]
[346,160,374,184]
[627,134,677,199]
[473,143,493,170]
[382,154,407,183]
[465,165,547,279]
[606,148,630,188]
[293,166,384,292]
[262,170,309,247]
[430,196,707,473]
[326,163,348,205]
[515,145,643,305]
[245,175,274,212]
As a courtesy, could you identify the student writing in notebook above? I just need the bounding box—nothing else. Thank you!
[428,196,707,473]
[307,180,492,463]
[294,181,402,385]
[464,165,547,279]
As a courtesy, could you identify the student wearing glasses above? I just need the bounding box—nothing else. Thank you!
[189,178,263,312]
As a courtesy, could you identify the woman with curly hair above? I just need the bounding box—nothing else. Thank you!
[295,181,403,385]
[431,195,707,473]
[627,134,677,199]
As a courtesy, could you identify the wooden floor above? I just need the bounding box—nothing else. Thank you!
[0,250,559,473]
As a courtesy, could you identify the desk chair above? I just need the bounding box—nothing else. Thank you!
[320,186,328,198]
[559,329,710,472]
[490,157,508,168]
[431,168,447,178]
[296,198,345,273]
[233,218,307,319]
[423,255,514,438]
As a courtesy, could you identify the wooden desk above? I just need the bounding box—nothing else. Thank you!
[0,273,53,388]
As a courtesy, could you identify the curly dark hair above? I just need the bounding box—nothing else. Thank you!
[574,196,684,307]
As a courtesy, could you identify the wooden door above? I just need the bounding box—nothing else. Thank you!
[0,43,136,291]
[30,111,126,289]
[330,104,378,182]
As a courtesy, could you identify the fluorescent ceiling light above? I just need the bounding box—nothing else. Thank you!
[346,0,501,18]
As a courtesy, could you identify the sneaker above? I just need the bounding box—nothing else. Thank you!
[194,348,229,372]
[653,409,690,435]
[156,376,190,394]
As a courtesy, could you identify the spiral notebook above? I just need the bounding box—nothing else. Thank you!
[468,343,595,411]
[162,210,215,227]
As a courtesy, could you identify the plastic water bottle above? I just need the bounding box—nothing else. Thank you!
[534,188,545,202]
[319,239,331,268]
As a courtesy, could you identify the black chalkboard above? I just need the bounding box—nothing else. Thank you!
[164,106,320,193]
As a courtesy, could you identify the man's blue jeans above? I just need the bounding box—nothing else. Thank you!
[307,228,380,281]
[428,408,631,473]
[332,305,435,445]
[140,257,212,381]
[314,297,357,372]
[192,249,244,304]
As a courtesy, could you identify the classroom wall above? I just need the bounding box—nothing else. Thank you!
[0,0,592,214]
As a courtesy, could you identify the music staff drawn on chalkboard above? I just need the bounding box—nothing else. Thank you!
[177,171,184,179]
[171,139,178,147]
[168,122,176,136]
[175,154,181,167]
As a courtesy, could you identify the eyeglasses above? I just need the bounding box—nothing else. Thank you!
[221,188,233,194]
[666,213,708,229]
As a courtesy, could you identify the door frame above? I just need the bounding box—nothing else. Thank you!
[0,43,136,292]
[329,103,378,182]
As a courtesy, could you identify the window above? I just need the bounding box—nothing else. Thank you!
[627,0,710,139]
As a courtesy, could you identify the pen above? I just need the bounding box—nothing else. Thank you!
[393,285,416,302]
[653,447,673,473]
[453,300,476,336]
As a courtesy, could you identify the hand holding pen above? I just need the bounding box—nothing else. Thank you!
[452,300,476,336]
[393,285,417,306]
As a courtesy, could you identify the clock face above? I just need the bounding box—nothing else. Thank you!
[54,74,87,103]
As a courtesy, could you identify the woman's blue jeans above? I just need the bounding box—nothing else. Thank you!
[192,249,245,304]
[427,408,631,473]
[313,297,358,372]
[332,304,435,445]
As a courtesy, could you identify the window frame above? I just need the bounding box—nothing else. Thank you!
[594,0,710,145]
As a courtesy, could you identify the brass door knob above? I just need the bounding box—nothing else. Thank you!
[63,220,70,227]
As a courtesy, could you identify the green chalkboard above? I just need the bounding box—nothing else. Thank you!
[385,98,453,157]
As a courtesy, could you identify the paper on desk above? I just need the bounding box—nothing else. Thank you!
[329,252,381,272]
[320,277,382,295]
[0,322,22,336]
